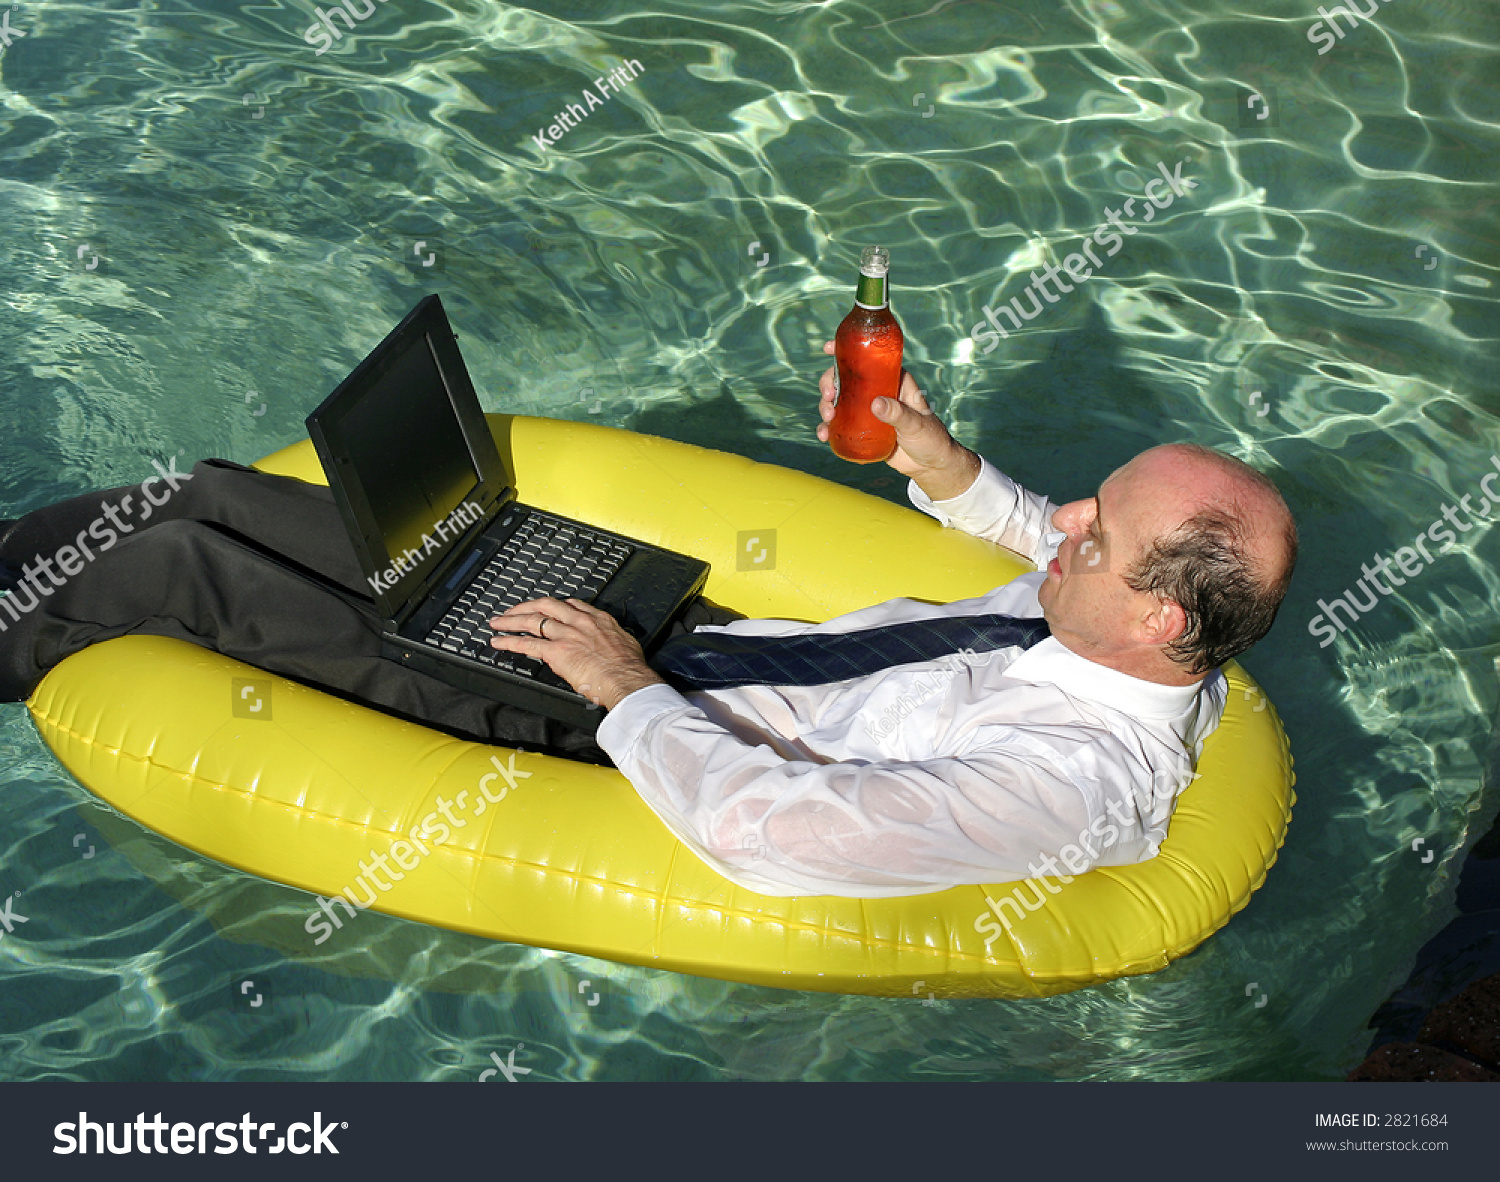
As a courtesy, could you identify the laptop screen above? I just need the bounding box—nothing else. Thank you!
[338,331,481,562]
[306,294,512,622]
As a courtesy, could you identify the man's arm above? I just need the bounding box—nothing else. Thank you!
[816,342,1059,568]
[594,684,1137,897]
[907,458,1060,569]
[485,598,1145,896]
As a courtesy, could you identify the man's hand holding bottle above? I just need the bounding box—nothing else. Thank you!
[816,339,981,503]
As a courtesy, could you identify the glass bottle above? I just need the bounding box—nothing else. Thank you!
[830,246,903,464]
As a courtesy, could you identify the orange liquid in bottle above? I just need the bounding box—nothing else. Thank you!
[830,247,903,464]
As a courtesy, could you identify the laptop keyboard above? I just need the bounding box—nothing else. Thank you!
[422,514,632,682]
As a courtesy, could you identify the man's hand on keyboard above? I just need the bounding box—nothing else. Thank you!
[486,597,665,710]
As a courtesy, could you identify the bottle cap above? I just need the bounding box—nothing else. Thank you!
[859,246,890,277]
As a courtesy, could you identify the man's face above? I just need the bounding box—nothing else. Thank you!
[1036,453,1184,655]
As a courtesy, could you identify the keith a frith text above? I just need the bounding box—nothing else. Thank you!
[531,60,644,154]
[367,500,482,594]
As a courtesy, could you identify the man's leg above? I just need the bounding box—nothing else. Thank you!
[0,462,743,762]
[0,514,611,761]
[1,458,370,598]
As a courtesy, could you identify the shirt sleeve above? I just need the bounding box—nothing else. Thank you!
[907,457,1060,570]
[596,682,1131,897]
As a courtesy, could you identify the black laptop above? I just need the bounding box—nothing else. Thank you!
[305,294,709,734]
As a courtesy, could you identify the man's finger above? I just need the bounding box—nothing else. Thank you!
[552,596,615,624]
[497,596,583,625]
[488,631,544,652]
[875,393,944,452]
[487,610,547,634]
[873,395,915,424]
[819,355,841,426]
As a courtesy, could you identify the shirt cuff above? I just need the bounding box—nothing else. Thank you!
[907,455,1019,532]
[595,681,693,762]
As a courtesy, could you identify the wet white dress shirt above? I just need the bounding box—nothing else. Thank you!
[595,457,1227,897]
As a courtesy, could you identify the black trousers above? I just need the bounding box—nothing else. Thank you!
[0,460,737,764]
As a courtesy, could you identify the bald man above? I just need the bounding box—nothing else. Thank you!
[490,345,1299,896]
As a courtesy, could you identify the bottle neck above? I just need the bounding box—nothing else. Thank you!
[854,272,888,309]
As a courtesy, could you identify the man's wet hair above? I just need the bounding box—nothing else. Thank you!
[1123,450,1298,674]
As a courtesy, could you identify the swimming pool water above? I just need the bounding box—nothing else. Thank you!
[0,0,1497,1081]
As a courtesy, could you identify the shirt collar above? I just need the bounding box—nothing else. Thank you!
[1005,636,1220,730]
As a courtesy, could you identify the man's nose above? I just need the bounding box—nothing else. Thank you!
[1052,501,1087,534]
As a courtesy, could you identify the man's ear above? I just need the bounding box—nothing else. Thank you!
[1139,597,1187,648]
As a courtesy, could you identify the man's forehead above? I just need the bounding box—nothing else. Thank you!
[1095,452,1195,530]
[1095,456,1140,505]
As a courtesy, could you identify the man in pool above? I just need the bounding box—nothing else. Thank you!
[484,344,1298,895]
[0,345,1297,897]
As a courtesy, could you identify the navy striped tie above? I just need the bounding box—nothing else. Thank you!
[652,612,1052,691]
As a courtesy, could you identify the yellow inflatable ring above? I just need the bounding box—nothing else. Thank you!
[26,415,1294,998]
